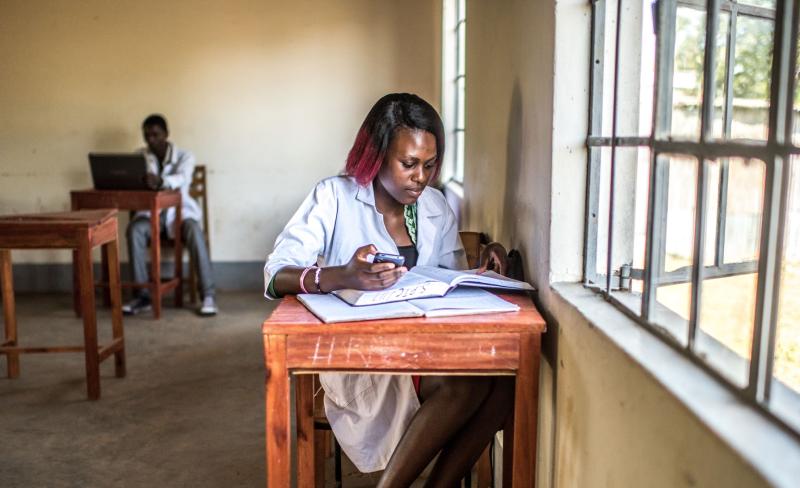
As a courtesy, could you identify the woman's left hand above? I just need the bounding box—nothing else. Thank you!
[477,242,508,276]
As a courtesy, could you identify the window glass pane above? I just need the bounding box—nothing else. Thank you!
[595,147,612,280]
[671,7,706,140]
[730,15,773,140]
[723,157,765,263]
[457,22,466,77]
[653,154,698,346]
[713,12,730,138]
[736,0,775,9]
[454,130,465,183]
[772,156,800,432]
[609,147,652,315]
[456,76,465,129]
[696,158,765,388]
[793,25,799,146]
[597,0,656,137]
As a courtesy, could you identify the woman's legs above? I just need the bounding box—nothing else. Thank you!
[376,376,492,488]
[423,376,515,487]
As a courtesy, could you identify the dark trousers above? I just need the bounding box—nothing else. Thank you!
[126,217,215,299]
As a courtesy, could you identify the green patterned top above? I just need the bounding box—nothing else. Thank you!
[403,203,417,245]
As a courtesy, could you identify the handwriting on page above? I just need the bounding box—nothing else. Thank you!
[359,283,438,305]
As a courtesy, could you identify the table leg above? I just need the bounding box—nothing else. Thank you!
[265,334,291,488]
[1,250,19,378]
[174,200,183,308]
[151,206,162,319]
[70,194,81,317]
[100,244,111,307]
[508,332,540,488]
[296,374,315,488]
[77,237,101,400]
[72,250,81,317]
[106,239,126,378]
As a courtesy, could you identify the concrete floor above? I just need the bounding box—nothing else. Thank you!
[0,292,385,487]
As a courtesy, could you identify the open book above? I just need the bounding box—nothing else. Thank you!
[298,288,521,324]
[331,265,534,306]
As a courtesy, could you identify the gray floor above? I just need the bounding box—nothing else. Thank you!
[0,292,384,487]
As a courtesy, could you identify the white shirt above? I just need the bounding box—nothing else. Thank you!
[264,175,467,472]
[133,143,202,239]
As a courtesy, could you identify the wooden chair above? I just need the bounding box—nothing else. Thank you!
[312,231,497,487]
[161,165,210,303]
[186,165,210,303]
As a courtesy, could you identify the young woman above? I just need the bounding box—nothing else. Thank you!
[264,93,513,487]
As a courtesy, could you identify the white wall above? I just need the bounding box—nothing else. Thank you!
[0,0,440,264]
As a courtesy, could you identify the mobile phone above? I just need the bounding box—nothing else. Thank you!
[372,252,405,267]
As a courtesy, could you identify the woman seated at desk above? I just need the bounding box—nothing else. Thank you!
[264,93,512,487]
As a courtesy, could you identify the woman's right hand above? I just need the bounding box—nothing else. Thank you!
[338,244,407,290]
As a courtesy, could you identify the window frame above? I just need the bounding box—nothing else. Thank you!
[441,0,467,184]
[584,0,800,437]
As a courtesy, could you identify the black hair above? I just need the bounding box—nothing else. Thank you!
[142,114,168,132]
[345,93,445,185]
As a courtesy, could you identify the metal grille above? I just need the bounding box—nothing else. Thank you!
[585,0,800,436]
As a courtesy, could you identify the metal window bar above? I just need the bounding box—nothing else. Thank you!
[585,0,800,439]
[606,0,626,293]
[748,0,796,403]
[452,0,466,182]
[583,0,607,286]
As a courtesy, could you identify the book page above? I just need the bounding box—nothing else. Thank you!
[332,271,451,306]
[411,266,535,291]
[297,294,423,323]
[408,288,520,315]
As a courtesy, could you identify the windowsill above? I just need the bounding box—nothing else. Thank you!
[551,282,800,488]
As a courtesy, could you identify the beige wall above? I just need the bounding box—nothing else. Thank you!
[464,0,772,486]
[0,0,440,263]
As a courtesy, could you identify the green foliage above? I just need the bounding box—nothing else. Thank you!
[673,9,780,103]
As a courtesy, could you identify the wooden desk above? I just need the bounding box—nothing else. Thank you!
[0,209,126,400]
[70,189,183,318]
[262,292,546,487]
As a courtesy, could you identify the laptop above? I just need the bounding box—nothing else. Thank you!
[89,153,151,190]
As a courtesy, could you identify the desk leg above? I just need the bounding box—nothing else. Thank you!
[174,202,183,308]
[77,237,101,400]
[1,250,19,378]
[151,207,162,319]
[100,245,111,307]
[265,334,291,488]
[71,194,81,317]
[106,239,126,378]
[296,374,315,488]
[72,250,81,317]
[507,332,540,488]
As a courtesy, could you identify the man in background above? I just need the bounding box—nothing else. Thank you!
[122,114,218,316]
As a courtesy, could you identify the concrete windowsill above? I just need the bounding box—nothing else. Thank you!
[550,282,800,488]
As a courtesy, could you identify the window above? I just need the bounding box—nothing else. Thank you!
[585,0,800,435]
[441,0,466,184]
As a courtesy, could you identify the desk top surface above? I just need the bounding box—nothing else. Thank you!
[263,292,546,335]
[71,189,181,209]
[0,209,116,228]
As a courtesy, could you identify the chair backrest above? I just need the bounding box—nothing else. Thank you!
[459,231,483,269]
[190,165,210,250]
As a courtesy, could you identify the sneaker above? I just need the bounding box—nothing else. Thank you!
[122,296,152,316]
[199,295,218,316]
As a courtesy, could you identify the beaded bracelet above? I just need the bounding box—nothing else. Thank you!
[314,267,323,293]
[299,266,314,294]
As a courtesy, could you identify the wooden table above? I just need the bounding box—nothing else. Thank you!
[262,292,546,487]
[0,209,126,400]
[70,189,183,318]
